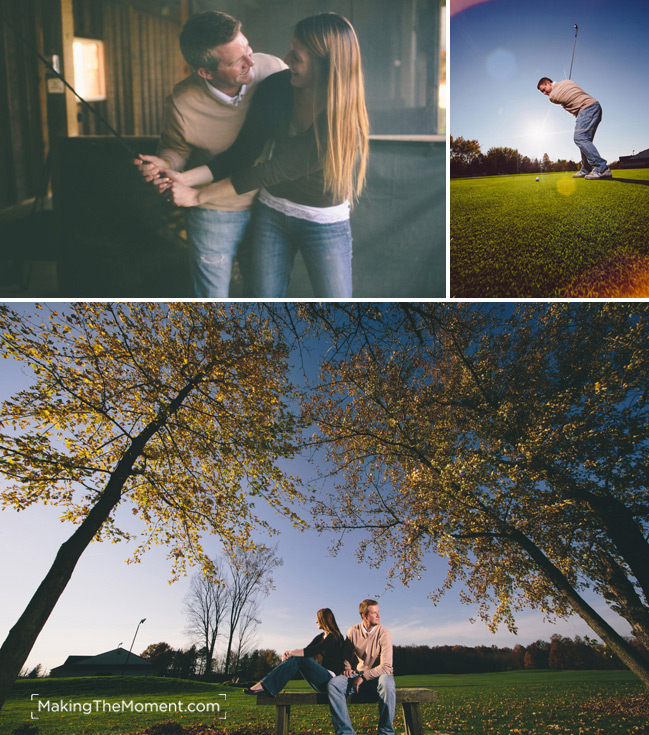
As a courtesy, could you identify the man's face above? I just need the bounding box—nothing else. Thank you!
[539,81,552,96]
[201,32,255,92]
[362,605,381,629]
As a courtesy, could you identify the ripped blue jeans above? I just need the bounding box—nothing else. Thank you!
[186,207,252,297]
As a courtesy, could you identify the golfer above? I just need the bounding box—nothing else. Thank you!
[537,78,611,180]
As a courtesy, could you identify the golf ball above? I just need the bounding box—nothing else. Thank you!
[536,176,540,181]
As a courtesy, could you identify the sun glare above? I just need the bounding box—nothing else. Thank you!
[530,123,547,148]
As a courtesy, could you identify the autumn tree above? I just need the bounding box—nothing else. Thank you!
[0,303,303,710]
[301,303,649,687]
[524,640,550,670]
[141,642,175,676]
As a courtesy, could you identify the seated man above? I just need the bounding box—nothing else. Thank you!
[327,599,396,735]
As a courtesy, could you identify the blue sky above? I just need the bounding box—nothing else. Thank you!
[451,0,649,164]
[0,306,631,675]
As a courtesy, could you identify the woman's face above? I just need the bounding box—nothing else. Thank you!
[285,37,317,88]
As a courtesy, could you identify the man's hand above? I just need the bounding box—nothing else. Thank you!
[134,154,171,183]
[351,675,364,693]
[343,668,356,678]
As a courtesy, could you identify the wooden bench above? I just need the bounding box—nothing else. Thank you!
[256,687,438,735]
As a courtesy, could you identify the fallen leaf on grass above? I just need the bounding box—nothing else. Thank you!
[586,694,649,718]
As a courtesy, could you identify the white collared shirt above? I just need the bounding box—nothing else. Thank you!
[203,78,248,107]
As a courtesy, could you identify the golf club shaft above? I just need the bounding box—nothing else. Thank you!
[569,24,578,79]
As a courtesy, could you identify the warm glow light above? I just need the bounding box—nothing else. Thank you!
[73,38,106,101]
[439,83,447,109]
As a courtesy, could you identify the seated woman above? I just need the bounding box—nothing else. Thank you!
[245,607,345,696]
[150,12,369,299]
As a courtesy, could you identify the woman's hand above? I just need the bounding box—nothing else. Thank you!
[166,180,201,207]
[154,174,238,207]
[281,648,304,661]
[152,171,199,207]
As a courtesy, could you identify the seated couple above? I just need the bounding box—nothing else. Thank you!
[245,600,395,735]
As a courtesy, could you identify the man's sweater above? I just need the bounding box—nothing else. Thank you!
[344,623,393,680]
[549,80,598,117]
[156,53,285,211]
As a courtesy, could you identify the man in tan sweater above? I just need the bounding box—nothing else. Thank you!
[537,77,611,180]
[135,11,285,296]
[327,600,396,735]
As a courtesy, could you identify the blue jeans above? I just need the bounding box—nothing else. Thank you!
[249,202,353,298]
[574,102,607,173]
[186,207,251,297]
[260,656,333,697]
[327,674,396,735]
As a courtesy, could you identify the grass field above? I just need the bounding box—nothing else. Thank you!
[450,169,649,297]
[2,671,648,735]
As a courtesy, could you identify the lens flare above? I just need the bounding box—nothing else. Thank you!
[557,176,576,197]
[486,48,517,81]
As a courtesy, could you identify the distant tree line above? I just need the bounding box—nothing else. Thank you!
[138,634,647,682]
[19,633,647,682]
[394,634,647,675]
[451,136,580,178]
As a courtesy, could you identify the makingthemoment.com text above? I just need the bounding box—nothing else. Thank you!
[31,694,225,717]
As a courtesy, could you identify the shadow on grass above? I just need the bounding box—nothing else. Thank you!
[609,178,649,187]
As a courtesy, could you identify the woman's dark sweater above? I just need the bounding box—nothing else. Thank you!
[303,632,345,674]
[207,70,342,208]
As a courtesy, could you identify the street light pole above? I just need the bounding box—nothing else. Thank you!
[122,618,146,676]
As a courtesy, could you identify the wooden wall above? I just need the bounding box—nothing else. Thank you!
[0,0,48,212]
[0,0,184,214]
[73,0,184,137]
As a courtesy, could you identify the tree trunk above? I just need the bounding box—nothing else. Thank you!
[223,629,235,678]
[585,492,649,606]
[511,529,649,687]
[597,551,649,653]
[0,471,125,710]
[0,375,202,711]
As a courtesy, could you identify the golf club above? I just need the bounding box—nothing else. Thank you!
[568,24,578,79]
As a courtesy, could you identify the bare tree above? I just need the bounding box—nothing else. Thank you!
[184,558,228,677]
[230,598,261,679]
[223,545,282,677]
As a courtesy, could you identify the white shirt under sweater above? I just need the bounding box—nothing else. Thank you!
[258,125,350,224]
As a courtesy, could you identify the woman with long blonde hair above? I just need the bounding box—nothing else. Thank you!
[150,13,369,298]
[243,607,346,696]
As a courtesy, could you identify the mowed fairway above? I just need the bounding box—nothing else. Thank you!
[451,169,649,297]
[3,671,649,735]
